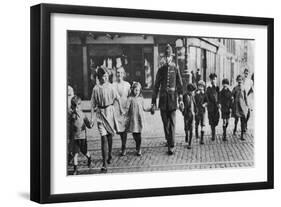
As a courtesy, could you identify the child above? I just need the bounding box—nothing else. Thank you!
[206,73,220,141]
[219,78,233,141]
[68,95,94,175]
[112,67,131,156]
[182,83,196,149]
[90,67,124,172]
[126,82,152,156]
[194,80,208,145]
[232,74,248,141]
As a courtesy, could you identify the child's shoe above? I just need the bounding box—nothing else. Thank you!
[136,150,142,156]
[87,156,92,168]
[73,165,78,175]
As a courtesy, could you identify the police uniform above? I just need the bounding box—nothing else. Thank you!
[152,56,183,153]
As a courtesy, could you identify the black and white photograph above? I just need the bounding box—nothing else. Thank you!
[67,31,255,175]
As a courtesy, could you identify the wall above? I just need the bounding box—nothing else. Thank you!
[0,0,279,207]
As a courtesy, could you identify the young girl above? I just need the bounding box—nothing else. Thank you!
[68,95,94,175]
[232,74,248,141]
[126,82,152,156]
[90,67,123,172]
[112,67,131,156]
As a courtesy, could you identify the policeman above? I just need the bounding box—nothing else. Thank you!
[151,44,184,155]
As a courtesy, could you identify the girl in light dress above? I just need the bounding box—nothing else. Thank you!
[112,67,131,156]
[126,82,152,156]
[90,67,124,172]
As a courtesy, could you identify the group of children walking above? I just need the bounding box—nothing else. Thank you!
[68,66,152,174]
[182,72,252,150]
[68,66,253,174]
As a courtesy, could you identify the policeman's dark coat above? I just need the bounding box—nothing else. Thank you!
[152,62,183,111]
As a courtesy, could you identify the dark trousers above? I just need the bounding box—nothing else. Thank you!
[160,110,176,148]
[101,134,112,167]
[133,133,142,151]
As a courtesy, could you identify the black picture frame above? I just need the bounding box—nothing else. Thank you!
[30,3,274,204]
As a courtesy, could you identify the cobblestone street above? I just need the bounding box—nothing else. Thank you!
[67,101,254,175]
[68,125,254,175]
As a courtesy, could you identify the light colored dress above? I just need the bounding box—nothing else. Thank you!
[112,81,131,132]
[91,82,120,136]
[126,96,150,133]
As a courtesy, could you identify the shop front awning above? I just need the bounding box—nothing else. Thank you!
[88,45,124,57]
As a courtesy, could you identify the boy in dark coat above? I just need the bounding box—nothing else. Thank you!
[206,73,220,141]
[219,78,233,141]
[232,75,248,141]
[194,80,208,145]
[68,95,94,175]
[182,83,196,149]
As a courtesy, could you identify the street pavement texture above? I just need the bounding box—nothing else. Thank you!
[68,102,254,175]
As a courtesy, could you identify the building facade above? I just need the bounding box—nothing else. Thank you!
[67,31,254,100]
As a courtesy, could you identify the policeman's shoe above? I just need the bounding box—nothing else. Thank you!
[187,145,192,149]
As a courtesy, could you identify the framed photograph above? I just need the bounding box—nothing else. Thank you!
[30,3,274,203]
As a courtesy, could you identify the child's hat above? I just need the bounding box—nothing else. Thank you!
[197,80,205,87]
[222,78,230,85]
[187,83,196,92]
[209,73,217,80]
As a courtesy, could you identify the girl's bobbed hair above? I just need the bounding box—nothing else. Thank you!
[129,81,142,97]
[96,66,109,80]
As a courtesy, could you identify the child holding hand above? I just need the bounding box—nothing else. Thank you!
[126,82,152,156]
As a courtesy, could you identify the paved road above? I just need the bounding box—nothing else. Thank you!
[67,100,254,175]
[67,130,254,175]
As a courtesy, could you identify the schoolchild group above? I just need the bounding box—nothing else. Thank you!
[68,64,253,174]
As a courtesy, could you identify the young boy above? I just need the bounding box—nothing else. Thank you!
[194,80,208,145]
[68,95,94,175]
[232,74,248,141]
[182,83,196,149]
[219,78,233,141]
[206,73,220,141]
